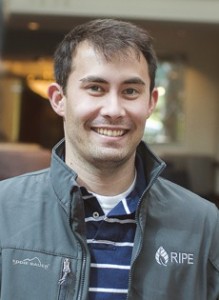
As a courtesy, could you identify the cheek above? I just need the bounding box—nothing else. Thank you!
[128,103,148,125]
[65,100,99,128]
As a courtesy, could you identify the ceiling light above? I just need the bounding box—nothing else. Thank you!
[28,22,40,31]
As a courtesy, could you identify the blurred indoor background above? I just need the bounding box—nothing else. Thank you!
[0,0,219,206]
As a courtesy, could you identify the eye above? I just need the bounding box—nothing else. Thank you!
[86,85,105,95]
[124,88,137,94]
[89,85,103,92]
[122,88,139,99]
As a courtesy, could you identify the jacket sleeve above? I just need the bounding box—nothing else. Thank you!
[208,206,219,300]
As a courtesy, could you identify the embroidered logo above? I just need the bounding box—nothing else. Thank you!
[12,257,49,270]
[155,246,194,266]
[155,246,169,266]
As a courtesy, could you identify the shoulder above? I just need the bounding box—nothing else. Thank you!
[0,169,50,202]
[152,176,216,212]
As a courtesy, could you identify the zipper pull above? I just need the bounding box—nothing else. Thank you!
[58,258,71,285]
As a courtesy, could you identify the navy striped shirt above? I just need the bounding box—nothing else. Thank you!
[81,155,146,299]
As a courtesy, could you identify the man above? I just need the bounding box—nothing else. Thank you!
[0,19,218,300]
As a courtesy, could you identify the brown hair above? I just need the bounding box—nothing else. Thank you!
[54,19,157,93]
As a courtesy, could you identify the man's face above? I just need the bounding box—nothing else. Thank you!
[51,41,158,168]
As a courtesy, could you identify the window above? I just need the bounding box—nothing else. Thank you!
[144,59,185,144]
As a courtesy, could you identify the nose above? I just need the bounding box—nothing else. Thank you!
[100,92,125,120]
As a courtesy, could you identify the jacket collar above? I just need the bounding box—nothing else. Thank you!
[136,141,166,192]
[49,139,78,209]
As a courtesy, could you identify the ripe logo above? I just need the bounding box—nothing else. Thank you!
[155,247,169,266]
[155,246,194,266]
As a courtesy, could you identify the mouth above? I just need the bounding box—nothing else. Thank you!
[93,128,127,137]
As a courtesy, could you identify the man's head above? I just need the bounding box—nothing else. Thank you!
[54,19,157,94]
[48,19,158,174]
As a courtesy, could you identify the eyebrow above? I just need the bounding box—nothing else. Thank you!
[123,77,145,85]
[80,76,146,85]
[80,76,107,84]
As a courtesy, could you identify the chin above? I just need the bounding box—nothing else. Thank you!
[91,149,130,164]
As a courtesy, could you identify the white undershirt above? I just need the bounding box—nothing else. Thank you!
[90,172,137,215]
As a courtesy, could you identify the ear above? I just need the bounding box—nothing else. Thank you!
[47,83,65,117]
[147,88,159,119]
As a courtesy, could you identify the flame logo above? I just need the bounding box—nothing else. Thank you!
[155,246,169,266]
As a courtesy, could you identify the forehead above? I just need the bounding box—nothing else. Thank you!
[71,41,149,78]
[73,40,141,59]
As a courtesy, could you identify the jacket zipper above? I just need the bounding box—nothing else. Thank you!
[125,195,145,300]
[76,243,87,300]
[69,188,89,300]
[59,258,71,285]
[58,251,87,299]
[126,163,165,299]
[58,258,72,300]
[69,186,90,300]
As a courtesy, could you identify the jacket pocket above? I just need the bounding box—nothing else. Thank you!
[1,248,77,300]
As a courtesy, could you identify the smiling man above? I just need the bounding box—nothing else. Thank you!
[0,19,218,300]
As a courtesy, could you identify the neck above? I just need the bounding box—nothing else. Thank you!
[66,151,136,196]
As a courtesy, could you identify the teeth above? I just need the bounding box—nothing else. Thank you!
[96,128,124,137]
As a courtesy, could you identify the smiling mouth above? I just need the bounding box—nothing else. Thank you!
[94,128,126,137]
